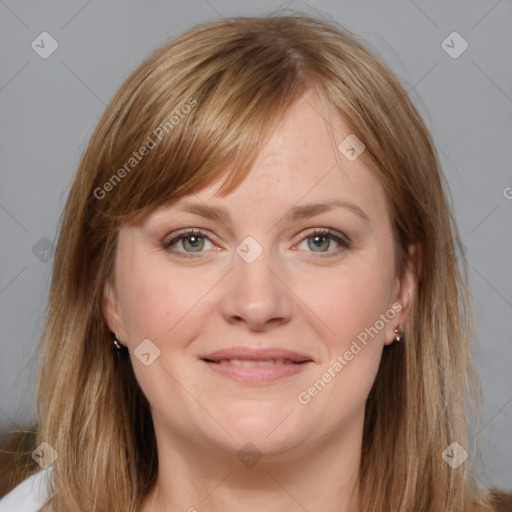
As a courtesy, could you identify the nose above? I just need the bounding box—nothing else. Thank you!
[219,245,293,332]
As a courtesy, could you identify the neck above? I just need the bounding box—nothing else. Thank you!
[139,413,363,512]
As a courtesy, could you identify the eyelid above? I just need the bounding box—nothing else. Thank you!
[298,227,351,245]
[162,227,215,248]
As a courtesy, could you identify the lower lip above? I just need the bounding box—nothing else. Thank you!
[201,360,312,384]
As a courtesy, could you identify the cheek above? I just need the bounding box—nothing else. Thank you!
[115,258,216,404]
[297,255,395,351]
[115,252,217,346]
[294,267,392,422]
[292,244,396,407]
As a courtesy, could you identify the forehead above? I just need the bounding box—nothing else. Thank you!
[194,92,386,215]
[140,90,389,229]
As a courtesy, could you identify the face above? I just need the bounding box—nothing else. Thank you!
[103,90,416,463]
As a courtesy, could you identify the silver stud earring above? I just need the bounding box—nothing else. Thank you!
[112,332,124,350]
[393,327,402,342]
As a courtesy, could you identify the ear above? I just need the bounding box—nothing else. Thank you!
[102,278,124,338]
[384,243,421,346]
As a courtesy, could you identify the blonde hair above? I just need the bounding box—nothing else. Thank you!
[31,11,495,511]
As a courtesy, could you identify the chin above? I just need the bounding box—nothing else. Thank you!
[223,414,304,451]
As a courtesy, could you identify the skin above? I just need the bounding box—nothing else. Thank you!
[103,89,418,512]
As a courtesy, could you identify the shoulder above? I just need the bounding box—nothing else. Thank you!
[0,467,52,512]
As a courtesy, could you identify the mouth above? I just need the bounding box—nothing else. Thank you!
[199,347,314,384]
[202,358,310,366]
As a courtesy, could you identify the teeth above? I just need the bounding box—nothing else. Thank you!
[226,359,293,366]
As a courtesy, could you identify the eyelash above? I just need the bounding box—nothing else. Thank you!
[162,228,351,260]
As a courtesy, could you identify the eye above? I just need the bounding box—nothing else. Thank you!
[162,227,351,259]
[295,228,351,257]
[162,228,216,258]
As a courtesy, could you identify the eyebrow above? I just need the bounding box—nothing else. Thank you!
[174,199,370,225]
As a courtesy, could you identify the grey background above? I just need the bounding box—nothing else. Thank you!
[1,0,511,490]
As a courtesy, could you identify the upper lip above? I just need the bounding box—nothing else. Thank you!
[200,347,313,363]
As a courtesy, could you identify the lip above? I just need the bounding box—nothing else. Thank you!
[200,347,313,363]
[199,347,314,385]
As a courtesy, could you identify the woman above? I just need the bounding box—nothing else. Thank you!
[0,11,504,512]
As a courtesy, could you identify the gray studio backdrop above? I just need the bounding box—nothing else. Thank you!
[1,0,511,490]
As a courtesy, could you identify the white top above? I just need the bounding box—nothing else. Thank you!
[0,468,52,512]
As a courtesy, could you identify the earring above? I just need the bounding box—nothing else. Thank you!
[393,327,403,342]
[112,332,124,351]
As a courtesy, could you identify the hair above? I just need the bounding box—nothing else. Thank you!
[29,10,496,512]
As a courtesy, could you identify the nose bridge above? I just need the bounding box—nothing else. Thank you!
[220,235,292,328]
[235,240,276,295]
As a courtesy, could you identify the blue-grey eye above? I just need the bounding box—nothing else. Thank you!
[308,235,331,252]
[180,234,205,252]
